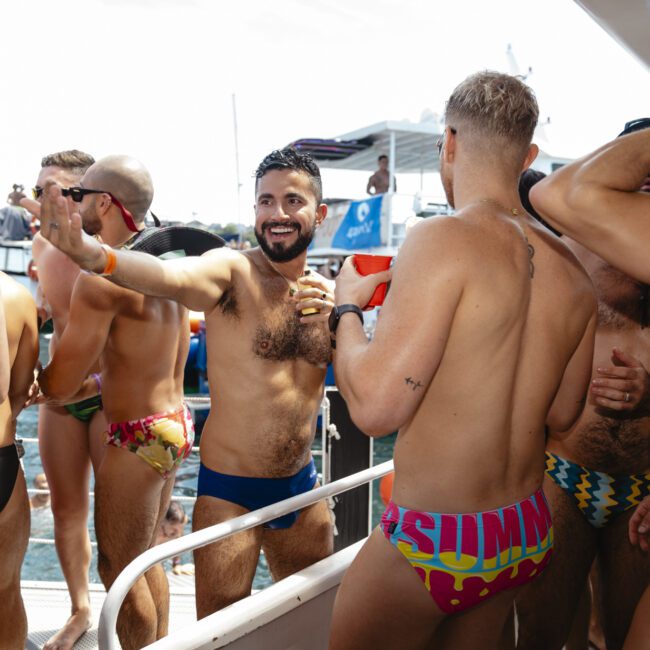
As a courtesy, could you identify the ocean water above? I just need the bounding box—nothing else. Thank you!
[18,331,395,588]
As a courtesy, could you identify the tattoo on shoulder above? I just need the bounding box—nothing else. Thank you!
[405,377,424,391]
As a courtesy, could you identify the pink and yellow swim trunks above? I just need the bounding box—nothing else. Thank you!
[106,403,194,478]
[380,489,553,614]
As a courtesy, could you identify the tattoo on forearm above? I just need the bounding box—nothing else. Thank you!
[405,377,424,391]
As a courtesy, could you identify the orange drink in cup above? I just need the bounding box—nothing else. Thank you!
[353,254,393,309]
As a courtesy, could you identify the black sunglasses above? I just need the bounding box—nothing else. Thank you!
[32,186,44,200]
[61,187,140,233]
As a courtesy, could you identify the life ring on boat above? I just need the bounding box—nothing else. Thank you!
[379,472,394,505]
[27,259,39,282]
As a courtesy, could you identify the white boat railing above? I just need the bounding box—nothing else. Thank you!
[98,459,394,650]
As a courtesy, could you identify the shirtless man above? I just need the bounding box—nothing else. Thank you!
[23,149,106,650]
[39,155,193,649]
[515,238,650,649]
[327,71,597,650]
[519,120,650,650]
[39,147,335,618]
[366,154,396,195]
[0,273,39,649]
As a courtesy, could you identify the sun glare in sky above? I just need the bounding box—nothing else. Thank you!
[1,0,648,226]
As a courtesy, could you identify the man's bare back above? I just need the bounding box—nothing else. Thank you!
[390,208,596,514]
[41,273,189,420]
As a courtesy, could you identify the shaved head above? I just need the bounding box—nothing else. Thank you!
[83,155,153,223]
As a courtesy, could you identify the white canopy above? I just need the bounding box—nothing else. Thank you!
[317,120,444,173]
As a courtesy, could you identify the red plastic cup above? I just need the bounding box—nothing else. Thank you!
[353,254,393,308]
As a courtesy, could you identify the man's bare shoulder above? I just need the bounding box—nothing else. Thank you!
[408,214,477,249]
[535,227,594,285]
[0,272,34,306]
[396,216,472,278]
[72,272,123,310]
[33,231,79,271]
[0,273,36,329]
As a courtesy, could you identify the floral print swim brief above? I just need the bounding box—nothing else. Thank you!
[105,403,194,478]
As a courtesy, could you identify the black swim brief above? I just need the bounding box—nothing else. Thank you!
[0,443,20,514]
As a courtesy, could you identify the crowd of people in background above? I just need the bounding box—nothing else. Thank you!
[0,71,648,650]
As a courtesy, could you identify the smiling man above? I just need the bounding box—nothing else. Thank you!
[39,147,336,618]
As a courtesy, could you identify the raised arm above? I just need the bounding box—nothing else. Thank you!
[531,129,650,282]
[38,274,115,402]
[40,184,240,312]
[333,219,464,436]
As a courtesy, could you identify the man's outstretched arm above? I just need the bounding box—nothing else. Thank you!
[531,129,650,282]
[40,184,239,312]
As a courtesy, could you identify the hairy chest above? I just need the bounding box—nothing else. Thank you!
[218,279,332,366]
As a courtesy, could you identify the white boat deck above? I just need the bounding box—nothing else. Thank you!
[23,574,196,650]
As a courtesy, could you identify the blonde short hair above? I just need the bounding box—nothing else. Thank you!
[445,71,539,148]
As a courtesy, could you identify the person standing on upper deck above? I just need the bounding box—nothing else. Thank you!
[38,147,336,618]
[366,154,396,195]
[327,71,597,650]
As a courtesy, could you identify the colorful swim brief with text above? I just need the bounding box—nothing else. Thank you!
[380,489,553,614]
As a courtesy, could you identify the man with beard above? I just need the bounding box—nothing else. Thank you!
[22,149,104,650]
[516,120,650,650]
[39,147,335,617]
[327,71,597,649]
[39,155,193,649]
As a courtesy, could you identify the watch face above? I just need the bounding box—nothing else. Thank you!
[328,305,339,333]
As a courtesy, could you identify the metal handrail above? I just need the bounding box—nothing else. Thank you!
[98,459,394,650]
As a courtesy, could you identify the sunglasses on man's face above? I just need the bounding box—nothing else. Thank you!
[61,186,139,232]
[32,186,44,200]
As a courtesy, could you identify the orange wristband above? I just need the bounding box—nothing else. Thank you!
[99,244,117,277]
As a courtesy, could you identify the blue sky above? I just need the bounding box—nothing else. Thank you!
[1,0,648,225]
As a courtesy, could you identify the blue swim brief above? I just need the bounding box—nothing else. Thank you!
[197,459,318,529]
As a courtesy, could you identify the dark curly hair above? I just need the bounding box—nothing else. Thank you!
[255,147,322,205]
